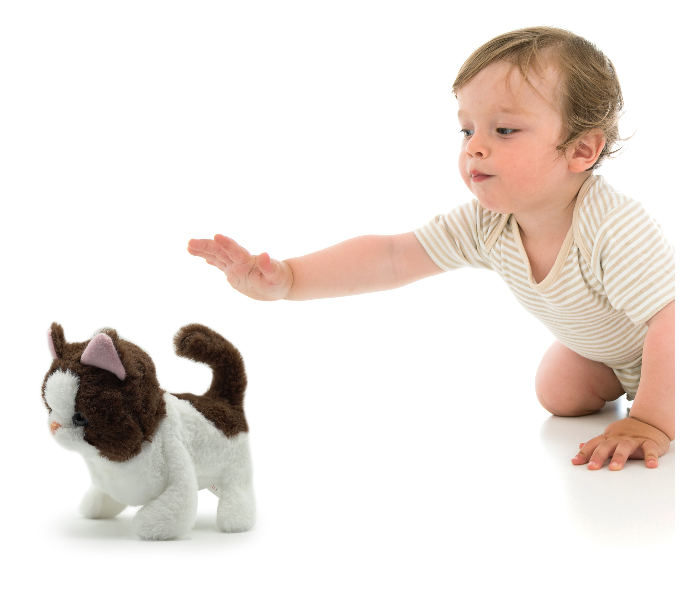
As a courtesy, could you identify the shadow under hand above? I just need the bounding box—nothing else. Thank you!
[538,398,674,548]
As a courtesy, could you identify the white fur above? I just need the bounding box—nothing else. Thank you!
[44,370,90,452]
[44,370,80,426]
[45,375,255,540]
[79,485,127,518]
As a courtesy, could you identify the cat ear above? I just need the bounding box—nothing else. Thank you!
[48,322,66,359]
[80,333,127,381]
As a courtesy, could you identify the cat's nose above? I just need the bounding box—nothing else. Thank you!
[72,413,88,427]
[50,422,61,434]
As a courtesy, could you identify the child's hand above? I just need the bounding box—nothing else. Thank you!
[188,234,294,301]
[571,417,671,470]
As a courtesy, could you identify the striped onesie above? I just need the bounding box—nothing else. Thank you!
[413,174,675,400]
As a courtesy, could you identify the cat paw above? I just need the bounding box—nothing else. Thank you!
[79,486,127,519]
[216,496,256,533]
[132,502,195,541]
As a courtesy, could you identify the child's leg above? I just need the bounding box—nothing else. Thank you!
[535,340,624,417]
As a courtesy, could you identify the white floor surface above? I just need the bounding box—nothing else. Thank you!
[9,287,681,597]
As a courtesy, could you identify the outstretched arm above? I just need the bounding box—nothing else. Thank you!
[284,232,443,300]
[188,231,443,301]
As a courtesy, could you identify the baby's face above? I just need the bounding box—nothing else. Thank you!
[456,60,575,216]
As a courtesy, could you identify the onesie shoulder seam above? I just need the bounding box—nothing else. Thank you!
[483,209,511,252]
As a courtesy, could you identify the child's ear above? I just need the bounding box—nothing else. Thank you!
[48,322,66,359]
[567,130,606,173]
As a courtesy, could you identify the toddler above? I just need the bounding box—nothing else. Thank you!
[188,26,675,471]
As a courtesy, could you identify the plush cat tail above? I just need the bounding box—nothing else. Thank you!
[173,324,247,408]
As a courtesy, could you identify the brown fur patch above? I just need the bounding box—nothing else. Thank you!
[42,323,166,462]
[171,324,248,437]
[43,323,248,460]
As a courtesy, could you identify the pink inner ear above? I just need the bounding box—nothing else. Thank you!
[80,333,126,381]
[47,328,58,359]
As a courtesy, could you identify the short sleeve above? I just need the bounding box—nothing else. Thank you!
[413,199,493,271]
[591,200,675,325]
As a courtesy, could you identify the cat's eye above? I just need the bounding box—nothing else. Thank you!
[72,412,89,427]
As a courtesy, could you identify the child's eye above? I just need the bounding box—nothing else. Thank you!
[496,128,517,135]
[460,129,474,138]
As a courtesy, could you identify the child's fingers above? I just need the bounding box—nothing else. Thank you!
[572,434,605,465]
[187,245,213,260]
[187,245,218,262]
[585,438,622,470]
[188,246,227,271]
[188,238,220,255]
[187,240,221,261]
[188,239,233,265]
[213,234,254,265]
[206,253,228,270]
[257,253,278,278]
[206,257,227,270]
[607,438,638,471]
[257,252,270,274]
[641,440,659,469]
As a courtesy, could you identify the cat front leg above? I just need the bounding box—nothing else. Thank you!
[131,436,198,541]
[79,485,127,519]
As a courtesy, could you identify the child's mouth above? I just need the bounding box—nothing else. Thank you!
[471,173,492,183]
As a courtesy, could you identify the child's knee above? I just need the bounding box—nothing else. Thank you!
[535,379,605,417]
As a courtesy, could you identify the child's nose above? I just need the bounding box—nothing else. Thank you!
[466,132,488,158]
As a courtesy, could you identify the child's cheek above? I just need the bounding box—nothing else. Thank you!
[458,149,471,189]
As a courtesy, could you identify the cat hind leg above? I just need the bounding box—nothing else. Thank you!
[216,483,256,533]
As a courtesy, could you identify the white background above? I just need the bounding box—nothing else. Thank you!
[1,1,693,597]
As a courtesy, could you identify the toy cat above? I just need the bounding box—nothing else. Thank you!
[42,322,255,540]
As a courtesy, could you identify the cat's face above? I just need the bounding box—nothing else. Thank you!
[44,368,95,455]
[42,323,166,462]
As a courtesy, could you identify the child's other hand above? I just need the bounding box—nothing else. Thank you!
[188,234,293,301]
[571,417,671,471]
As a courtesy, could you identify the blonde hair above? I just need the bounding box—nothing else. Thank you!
[453,26,626,170]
